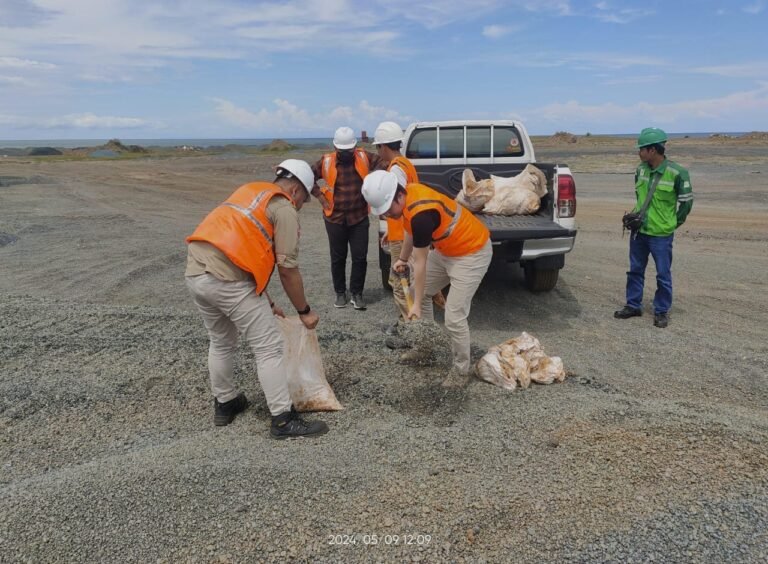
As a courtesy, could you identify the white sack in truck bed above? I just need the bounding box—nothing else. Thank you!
[458,164,548,216]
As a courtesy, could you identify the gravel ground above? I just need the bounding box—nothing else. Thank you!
[1,139,767,562]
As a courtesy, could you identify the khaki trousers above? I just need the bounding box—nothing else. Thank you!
[388,241,411,321]
[420,240,492,374]
[185,274,292,416]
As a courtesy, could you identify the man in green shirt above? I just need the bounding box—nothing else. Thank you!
[614,127,694,328]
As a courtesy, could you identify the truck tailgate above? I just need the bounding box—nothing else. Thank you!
[479,214,575,241]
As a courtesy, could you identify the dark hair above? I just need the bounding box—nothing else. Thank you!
[395,185,406,198]
[648,143,666,156]
[274,169,310,201]
[383,141,401,151]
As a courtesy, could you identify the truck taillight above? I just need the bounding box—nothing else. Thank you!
[557,175,576,218]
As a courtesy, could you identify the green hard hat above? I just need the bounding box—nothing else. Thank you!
[636,127,668,148]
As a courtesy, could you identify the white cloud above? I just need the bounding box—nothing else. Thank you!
[455,51,664,71]
[383,0,502,28]
[592,2,654,24]
[0,75,31,86]
[602,74,663,85]
[743,1,764,14]
[0,0,54,27]
[692,62,768,79]
[0,112,150,129]
[483,25,514,39]
[0,56,56,70]
[521,1,572,16]
[523,83,768,130]
[212,98,414,135]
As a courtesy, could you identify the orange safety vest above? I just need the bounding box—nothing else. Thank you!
[186,182,294,294]
[319,149,370,217]
[402,183,489,257]
[385,155,419,242]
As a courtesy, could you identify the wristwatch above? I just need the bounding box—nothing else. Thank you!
[297,304,311,315]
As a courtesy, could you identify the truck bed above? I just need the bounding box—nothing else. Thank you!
[414,163,575,241]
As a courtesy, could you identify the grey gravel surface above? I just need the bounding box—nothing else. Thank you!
[1,142,767,562]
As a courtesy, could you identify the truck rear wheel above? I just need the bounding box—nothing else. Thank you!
[523,265,559,292]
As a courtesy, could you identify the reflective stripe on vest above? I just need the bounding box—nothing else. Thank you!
[406,198,461,241]
[386,156,419,242]
[402,184,489,257]
[186,183,291,294]
[221,191,274,247]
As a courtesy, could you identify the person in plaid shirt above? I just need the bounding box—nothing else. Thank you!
[311,126,386,310]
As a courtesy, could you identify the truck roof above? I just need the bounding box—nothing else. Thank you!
[408,120,525,128]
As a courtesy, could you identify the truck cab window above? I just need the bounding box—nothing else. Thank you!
[493,126,524,157]
[467,127,491,158]
[439,127,464,158]
[406,128,437,159]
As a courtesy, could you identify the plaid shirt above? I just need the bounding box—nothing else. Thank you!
[312,150,386,225]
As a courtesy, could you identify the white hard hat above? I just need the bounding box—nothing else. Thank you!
[372,121,403,145]
[276,159,314,197]
[333,126,357,150]
[362,170,399,215]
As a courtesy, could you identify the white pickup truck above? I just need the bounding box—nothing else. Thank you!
[378,120,577,292]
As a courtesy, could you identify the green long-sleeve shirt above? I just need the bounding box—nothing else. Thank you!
[634,158,693,236]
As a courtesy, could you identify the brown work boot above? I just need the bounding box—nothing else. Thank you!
[441,368,471,389]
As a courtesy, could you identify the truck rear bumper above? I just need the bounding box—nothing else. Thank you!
[521,236,576,259]
[491,235,576,263]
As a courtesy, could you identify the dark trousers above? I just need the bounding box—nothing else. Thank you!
[324,217,369,295]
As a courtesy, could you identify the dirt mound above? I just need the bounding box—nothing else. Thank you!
[739,131,768,141]
[708,133,735,142]
[551,131,578,144]
[103,139,148,153]
[260,139,295,152]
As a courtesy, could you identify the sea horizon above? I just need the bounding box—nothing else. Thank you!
[0,132,756,150]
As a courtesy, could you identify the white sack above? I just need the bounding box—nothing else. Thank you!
[474,331,566,390]
[483,164,547,215]
[457,169,494,212]
[276,316,343,412]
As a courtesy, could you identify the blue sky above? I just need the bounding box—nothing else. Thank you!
[1,0,767,139]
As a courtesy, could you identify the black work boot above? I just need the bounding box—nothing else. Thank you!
[614,306,642,319]
[270,407,329,439]
[214,393,249,426]
[654,312,669,328]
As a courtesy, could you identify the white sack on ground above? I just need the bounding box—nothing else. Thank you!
[475,331,565,390]
[277,316,343,411]
[457,169,494,212]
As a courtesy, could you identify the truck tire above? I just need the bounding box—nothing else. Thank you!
[523,265,559,292]
[379,245,392,291]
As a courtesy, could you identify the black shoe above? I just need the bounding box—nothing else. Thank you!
[350,293,367,310]
[270,407,329,439]
[614,306,642,319]
[214,393,249,426]
[334,293,348,308]
[654,312,669,328]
